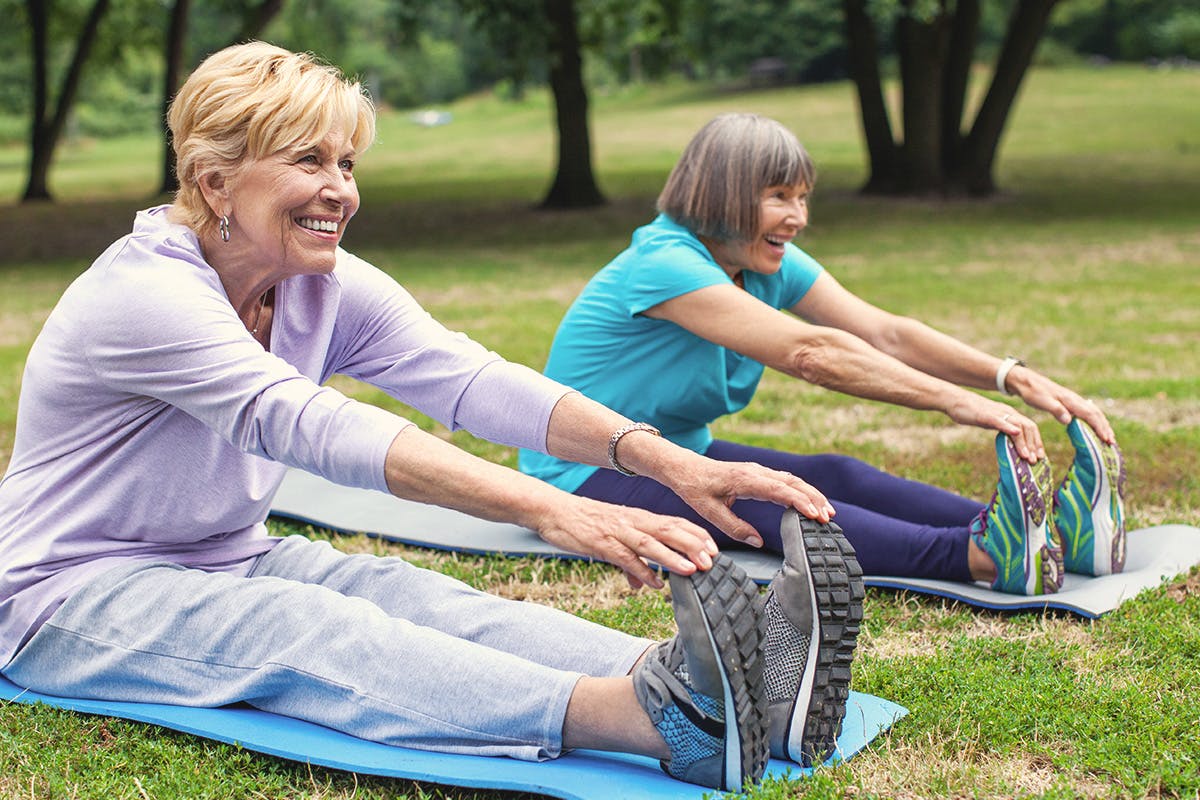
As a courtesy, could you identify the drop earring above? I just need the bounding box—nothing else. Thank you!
[219,215,231,243]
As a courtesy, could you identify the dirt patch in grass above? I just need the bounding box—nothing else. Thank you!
[975,230,1200,276]
[411,277,589,311]
[1107,397,1200,432]
[860,612,1094,662]
[488,569,642,613]
[854,737,1113,799]
[0,308,52,348]
[1166,567,1200,604]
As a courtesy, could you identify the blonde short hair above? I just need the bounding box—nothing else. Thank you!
[167,42,376,238]
[656,113,815,242]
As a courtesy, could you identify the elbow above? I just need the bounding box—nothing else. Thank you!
[785,339,841,387]
[868,314,916,356]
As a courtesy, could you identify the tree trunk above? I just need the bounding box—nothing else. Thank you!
[22,0,111,202]
[940,0,980,173]
[236,0,285,42]
[157,0,286,197]
[842,0,898,193]
[158,0,192,196]
[896,2,949,194]
[539,0,605,209]
[957,0,1059,195]
[841,0,1060,197]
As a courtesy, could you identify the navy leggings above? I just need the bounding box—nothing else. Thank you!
[576,439,985,582]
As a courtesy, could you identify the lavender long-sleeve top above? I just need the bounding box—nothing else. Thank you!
[0,206,571,666]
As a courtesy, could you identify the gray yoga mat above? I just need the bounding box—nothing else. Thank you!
[271,468,1200,619]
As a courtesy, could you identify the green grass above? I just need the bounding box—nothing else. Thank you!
[1,63,1199,798]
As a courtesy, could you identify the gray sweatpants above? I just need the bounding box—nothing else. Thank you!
[2,535,651,760]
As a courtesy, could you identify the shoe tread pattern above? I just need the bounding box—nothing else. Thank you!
[689,554,770,787]
[798,522,864,767]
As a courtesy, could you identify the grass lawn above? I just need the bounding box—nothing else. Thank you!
[1,62,1198,799]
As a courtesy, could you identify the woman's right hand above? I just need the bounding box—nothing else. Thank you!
[655,453,835,547]
[533,496,720,590]
[946,393,1046,461]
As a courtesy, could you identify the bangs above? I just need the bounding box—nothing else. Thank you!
[248,77,375,160]
[753,135,815,194]
[657,113,815,243]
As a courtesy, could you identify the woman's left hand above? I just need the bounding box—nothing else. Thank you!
[665,456,836,547]
[1005,366,1116,445]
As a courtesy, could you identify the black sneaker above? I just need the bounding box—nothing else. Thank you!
[632,554,769,790]
[763,510,863,765]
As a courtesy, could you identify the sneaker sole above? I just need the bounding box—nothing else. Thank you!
[1074,423,1127,575]
[669,555,769,789]
[775,512,864,766]
[1005,441,1059,594]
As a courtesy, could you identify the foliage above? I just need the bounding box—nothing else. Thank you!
[71,43,161,137]
[1048,0,1200,61]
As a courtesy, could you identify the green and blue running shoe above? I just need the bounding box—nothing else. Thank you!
[969,434,1061,595]
[1054,418,1127,576]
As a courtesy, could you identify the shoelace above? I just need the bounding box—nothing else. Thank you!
[638,642,725,738]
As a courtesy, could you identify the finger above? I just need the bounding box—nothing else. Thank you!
[1023,416,1046,459]
[1075,400,1116,445]
[614,552,663,589]
[628,530,709,575]
[739,469,833,521]
[997,410,1032,461]
[634,516,717,569]
[688,500,764,547]
[996,409,1022,437]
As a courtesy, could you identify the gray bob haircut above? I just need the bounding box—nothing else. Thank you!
[656,113,815,242]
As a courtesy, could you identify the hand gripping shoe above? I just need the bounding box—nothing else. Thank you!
[763,510,864,765]
[970,434,1061,595]
[632,554,769,790]
[1054,418,1127,576]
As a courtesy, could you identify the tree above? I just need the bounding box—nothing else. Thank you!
[842,0,1061,197]
[458,0,605,209]
[158,0,286,195]
[540,0,604,208]
[22,0,112,202]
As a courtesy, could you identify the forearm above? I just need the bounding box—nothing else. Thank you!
[384,425,563,529]
[865,315,1010,392]
[543,391,833,531]
[543,391,704,484]
[384,421,719,586]
[865,316,1114,441]
[787,327,983,417]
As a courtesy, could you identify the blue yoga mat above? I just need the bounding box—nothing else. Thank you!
[271,469,1200,619]
[0,676,906,799]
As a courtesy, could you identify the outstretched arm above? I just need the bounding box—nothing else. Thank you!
[796,272,1115,444]
[645,277,1048,461]
[382,398,833,590]
[382,426,713,589]
[543,391,836,541]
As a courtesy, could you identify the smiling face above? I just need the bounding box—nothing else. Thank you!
[703,183,809,280]
[220,127,360,278]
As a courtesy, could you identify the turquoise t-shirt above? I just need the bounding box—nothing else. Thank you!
[520,214,824,491]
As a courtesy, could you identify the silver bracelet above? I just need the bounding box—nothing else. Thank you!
[995,356,1026,395]
[607,422,661,476]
